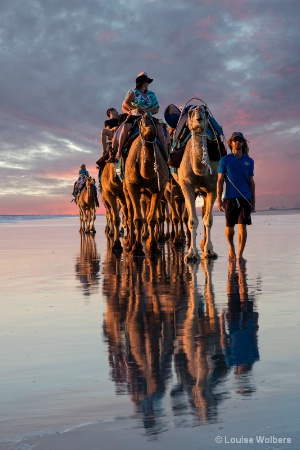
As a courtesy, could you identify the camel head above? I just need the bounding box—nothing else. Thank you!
[137,112,157,143]
[187,105,208,134]
[85,176,95,187]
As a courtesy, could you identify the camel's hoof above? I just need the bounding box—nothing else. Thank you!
[201,252,218,260]
[146,240,160,254]
[132,249,145,257]
[148,247,161,255]
[185,252,200,262]
[131,243,145,257]
[112,242,123,254]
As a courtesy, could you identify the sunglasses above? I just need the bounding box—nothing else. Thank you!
[232,137,244,142]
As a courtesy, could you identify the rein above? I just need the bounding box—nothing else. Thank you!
[189,108,212,175]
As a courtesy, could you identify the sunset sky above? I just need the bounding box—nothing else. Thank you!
[0,0,299,215]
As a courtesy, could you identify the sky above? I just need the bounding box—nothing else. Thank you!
[0,0,299,214]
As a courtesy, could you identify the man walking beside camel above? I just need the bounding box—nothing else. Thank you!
[216,132,255,262]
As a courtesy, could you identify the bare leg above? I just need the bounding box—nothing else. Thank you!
[111,131,118,153]
[116,123,132,159]
[236,224,247,261]
[101,129,112,154]
[225,226,236,260]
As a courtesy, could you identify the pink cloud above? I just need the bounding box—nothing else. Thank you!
[144,53,158,60]
[96,32,118,43]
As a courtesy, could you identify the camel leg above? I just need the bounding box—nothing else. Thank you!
[165,204,171,240]
[141,195,150,241]
[165,190,181,245]
[180,183,200,261]
[117,197,128,239]
[146,192,164,254]
[81,207,87,233]
[105,205,114,236]
[176,199,186,244]
[125,182,145,256]
[201,193,218,259]
[79,207,84,233]
[110,196,122,253]
[122,182,136,252]
[89,206,96,234]
[85,209,91,233]
[103,192,123,253]
[156,203,165,243]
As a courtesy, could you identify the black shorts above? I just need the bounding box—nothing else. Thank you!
[224,197,252,227]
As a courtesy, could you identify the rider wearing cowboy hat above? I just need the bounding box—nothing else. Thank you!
[115,72,167,160]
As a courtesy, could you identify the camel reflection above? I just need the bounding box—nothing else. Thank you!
[75,234,100,296]
[220,260,260,395]
[171,259,227,425]
[103,247,228,433]
[104,254,174,434]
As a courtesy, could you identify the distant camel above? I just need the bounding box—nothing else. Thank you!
[176,104,219,260]
[77,176,97,233]
[124,113,169,256]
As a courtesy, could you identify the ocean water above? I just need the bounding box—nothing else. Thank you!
[0,214,77,224]
[0,212,299,450]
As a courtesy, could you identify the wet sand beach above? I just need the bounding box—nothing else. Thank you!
[1,212,299,450]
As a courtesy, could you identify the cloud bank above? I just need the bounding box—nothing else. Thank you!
[0,0,299,213]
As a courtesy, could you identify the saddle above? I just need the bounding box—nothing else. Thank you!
[97,115,169,186]
[164,103,227,168]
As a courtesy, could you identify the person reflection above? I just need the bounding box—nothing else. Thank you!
[172,260,228,425]
[75,234,100,296]
[220,260,259,395]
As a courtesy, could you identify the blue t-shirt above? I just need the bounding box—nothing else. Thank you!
[79,169,89,177]
[218,153,254,200]
[222,312,260,367]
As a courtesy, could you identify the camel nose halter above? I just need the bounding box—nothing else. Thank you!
[140,114,161,191]
[190,108,212,175]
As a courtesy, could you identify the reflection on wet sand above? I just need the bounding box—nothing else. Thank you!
[103,251,174,434]
[75,234,101,296]
[102,247,260,433]
[171,259,228,426]
[220,260,260,395]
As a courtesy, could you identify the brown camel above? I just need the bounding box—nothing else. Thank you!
[124,113,169,256]
[176,105,219,260]
[101,162,128,253]
[76,176,97,233]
